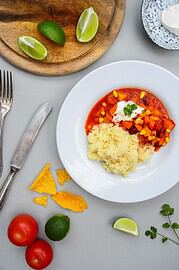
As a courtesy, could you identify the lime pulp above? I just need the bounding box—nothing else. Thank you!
[18,36,47,60]
[113,217,139,236]
[76,7,99,42]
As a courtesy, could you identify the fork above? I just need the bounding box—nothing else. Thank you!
[0,71,13,176]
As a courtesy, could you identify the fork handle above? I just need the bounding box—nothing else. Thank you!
[0,168,17,210]
[0,114,5,176]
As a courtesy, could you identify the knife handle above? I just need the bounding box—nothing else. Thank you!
[0,169,17,210]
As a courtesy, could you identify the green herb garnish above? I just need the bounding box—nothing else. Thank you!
[145,204,179,246]
[123,104,138,116]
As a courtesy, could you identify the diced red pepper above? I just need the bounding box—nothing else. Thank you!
[109,105,117,116]
[144,115,150,124]
[153,110,162,117]
[153,119,163,132]
[148,118,155,130]
[122,121,133,129]
[163,119,175,130]
[105,111,112,121]
[134,123,143,131]
[106,94,117,105]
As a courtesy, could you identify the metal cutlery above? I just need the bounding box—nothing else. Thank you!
[0,102,52,210]
[0,70,13,176]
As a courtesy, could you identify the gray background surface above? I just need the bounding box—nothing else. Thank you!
[0,0,179,269]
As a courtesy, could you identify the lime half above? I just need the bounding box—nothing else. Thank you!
[18,36,47,60]
[76,7,99,42]
[113,218,139,236]
[38,21,66,46]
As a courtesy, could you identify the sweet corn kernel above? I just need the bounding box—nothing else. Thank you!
[145,110,151,115]
[140,91,146,99]
[101,111,105,116]
[165,137,170,143]
[113,90,118,97]
[102,102,107,107]
[166,129,170,133]
[135,118,144,125]
[140,130,146,135]
[99,117,104,123]
[135,118,141,124]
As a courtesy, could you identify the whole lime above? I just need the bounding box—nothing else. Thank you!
[45,214,70,241]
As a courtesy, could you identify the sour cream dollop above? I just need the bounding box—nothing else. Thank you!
[161,4,179,36]
[112,101,144,122]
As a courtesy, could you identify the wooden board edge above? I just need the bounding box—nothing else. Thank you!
[0,0,126,76]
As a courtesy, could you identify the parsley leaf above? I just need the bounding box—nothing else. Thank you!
[162,223,170,229]
[150,226,157,233]
[160,204,174,216]
[123,104,138,116]
[172,223,179,229]
[145,227,157,239]
[162,237,168,243]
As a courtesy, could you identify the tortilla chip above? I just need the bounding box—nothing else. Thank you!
[56,169,71,185]
[33,195,48,207]
[29,163,56,195]
[51,191,88,212]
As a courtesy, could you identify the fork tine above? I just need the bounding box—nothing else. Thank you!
[3,70,6,101]
[9,72,13,103]
[0,70,13,104]
[0,70,2,100]
[6,71,9,103]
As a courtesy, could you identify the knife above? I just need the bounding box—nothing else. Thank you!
[0,102,52,210]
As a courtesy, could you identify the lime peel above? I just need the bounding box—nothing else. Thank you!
[45,214,70,241]
[113,217,139,236]
[37,21,66,46]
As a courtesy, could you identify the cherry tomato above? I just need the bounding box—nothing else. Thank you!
[25,239,53,269]
[8,214,38,246]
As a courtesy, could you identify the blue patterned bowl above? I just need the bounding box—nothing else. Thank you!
[142,0,179,50]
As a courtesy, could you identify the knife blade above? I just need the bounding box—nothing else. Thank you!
[0,102,52,210]
[11,102,52,170]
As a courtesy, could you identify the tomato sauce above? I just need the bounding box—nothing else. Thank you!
[85,88,175,151]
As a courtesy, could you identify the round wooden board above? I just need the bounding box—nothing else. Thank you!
[0,0,126,76]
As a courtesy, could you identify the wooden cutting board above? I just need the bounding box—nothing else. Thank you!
[0,0,126,76]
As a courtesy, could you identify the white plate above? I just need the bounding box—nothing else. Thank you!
[56,61,179,203]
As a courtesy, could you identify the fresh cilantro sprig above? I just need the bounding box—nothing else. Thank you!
[123,104,138,116]
[145,204,179,246]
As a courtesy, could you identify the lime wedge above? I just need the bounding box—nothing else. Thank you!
[18,36,47,60]
[76,7,99,42]
[38,21,66,46]
[113,218,139,236]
